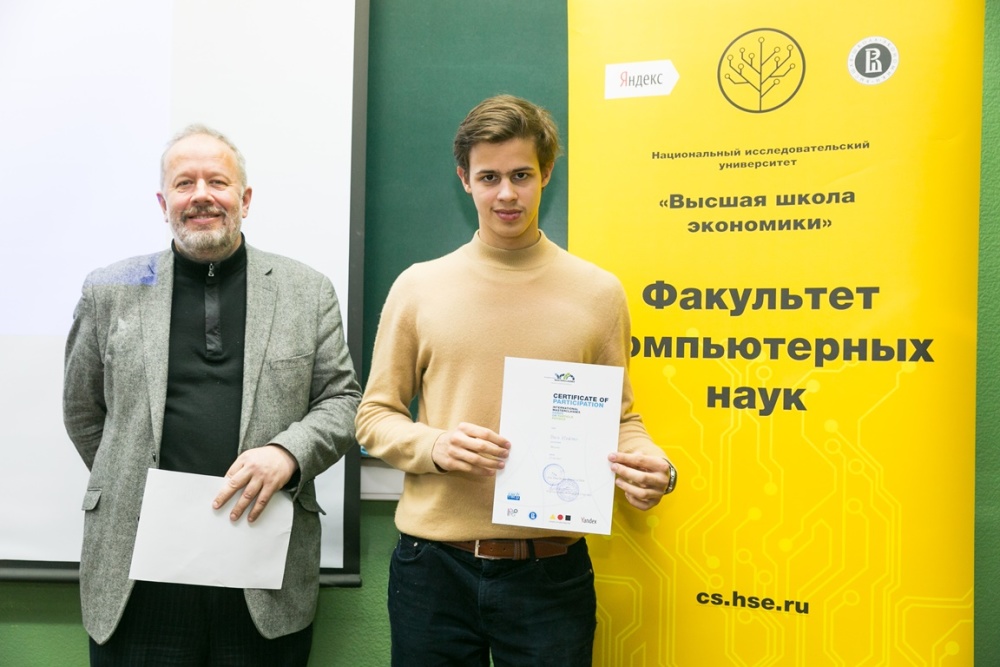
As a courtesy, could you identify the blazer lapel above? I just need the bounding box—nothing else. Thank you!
[139,250,174,454]
[241,246,276,450]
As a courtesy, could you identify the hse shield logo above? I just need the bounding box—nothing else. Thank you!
[848,37,899,85]
[718,28,805,113]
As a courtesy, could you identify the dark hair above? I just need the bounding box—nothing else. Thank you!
[453,95,561,175]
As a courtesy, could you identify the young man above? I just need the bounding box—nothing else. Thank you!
[355,94,676,666]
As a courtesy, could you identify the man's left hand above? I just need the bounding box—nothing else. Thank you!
[213,444,299,523]
[608,451,674,511]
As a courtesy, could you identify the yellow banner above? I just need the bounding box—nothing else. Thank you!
[568,2,983,665]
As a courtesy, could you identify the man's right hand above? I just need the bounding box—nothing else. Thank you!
[431,422,510,475]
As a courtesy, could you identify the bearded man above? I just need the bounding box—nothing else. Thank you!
[63,124,361,666]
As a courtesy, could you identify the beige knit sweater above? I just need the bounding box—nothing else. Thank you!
[356,232,664,541]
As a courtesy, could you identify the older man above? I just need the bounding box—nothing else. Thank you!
[63,124,361,665]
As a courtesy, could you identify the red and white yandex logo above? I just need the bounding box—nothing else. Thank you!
[605,60,680,99]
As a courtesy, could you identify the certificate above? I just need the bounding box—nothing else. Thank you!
[129,468,294,589]
[492,357,624,535]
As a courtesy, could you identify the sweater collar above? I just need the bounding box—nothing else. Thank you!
[465,230,557,270]
[171,234,248,278]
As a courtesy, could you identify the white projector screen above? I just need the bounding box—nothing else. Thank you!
[0,0,364,579]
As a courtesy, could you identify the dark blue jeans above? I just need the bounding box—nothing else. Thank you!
[388,533,597,667]
[89,581,312,666]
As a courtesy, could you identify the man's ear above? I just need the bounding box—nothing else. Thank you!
[241,186,253,218]
[541,167,553,189]
[456,166,472,194]
[157,192,167,220]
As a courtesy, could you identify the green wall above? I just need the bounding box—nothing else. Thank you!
[0,501,398,666]
[2,1,997,665]
[976,0,1000,661]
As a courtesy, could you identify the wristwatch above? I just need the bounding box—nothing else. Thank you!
[663,459,677,495]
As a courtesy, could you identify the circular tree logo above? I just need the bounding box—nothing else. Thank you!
[718,28,805,113]
[848,37,899,85]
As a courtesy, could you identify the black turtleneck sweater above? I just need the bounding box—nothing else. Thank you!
[160,240,247,477]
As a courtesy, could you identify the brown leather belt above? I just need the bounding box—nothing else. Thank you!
[442,538,577,560]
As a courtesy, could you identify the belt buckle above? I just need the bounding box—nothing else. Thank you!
[473,539,501,560]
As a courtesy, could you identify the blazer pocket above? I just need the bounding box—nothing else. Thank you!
[268,351,315,370]
[82,488,102,511]
[296,492,325,515]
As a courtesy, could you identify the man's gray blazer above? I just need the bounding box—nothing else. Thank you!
[63,243,362,643]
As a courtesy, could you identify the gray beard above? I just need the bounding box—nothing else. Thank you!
[170,215,242,261]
